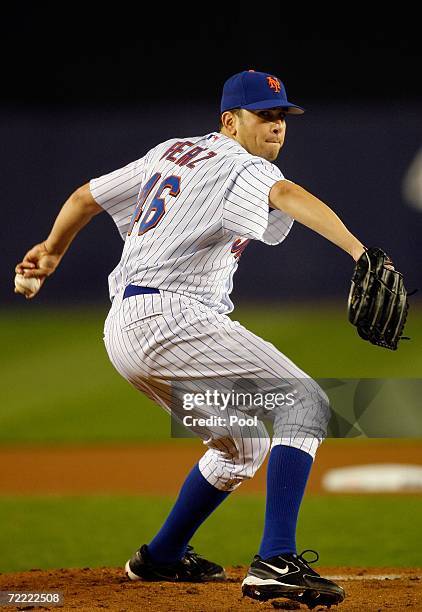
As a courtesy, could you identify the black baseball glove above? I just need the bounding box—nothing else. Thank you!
[348,247,409,350]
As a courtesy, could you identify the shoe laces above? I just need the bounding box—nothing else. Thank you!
[296,549,320,571]
[183,545,201,566]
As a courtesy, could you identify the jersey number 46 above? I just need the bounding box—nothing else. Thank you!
[127,173,181,236]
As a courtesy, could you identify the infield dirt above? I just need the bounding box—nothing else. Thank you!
[1,566,421,611]
[0,441,421,496]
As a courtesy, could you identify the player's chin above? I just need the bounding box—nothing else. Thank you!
[262,143,281,161]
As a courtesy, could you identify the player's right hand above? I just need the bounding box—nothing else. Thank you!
[15,241,62,280]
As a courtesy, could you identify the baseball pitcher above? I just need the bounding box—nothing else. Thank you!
[15,70,409,609]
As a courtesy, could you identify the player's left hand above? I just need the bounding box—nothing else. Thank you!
[348,247,409,350]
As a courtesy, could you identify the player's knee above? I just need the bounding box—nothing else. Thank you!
[300,382,331,435]
[306,386,331,444]
[234,432,271,482]
[317,385,331,430]
[234,431,271,483]
[199,428,270,491]
[272,382,331,453]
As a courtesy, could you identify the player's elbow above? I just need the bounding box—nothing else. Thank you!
[72,183,103,217]
[269,179,301,214]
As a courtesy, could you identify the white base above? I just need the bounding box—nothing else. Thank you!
[323,464,422,492]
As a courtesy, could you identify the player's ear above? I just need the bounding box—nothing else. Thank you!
[221,111,238,135]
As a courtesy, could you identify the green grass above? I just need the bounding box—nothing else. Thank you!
[0,494,420,573]
[237,302,422,377]
[1,303,421,444]
[0,307,168,443]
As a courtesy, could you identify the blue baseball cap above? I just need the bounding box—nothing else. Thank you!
[221,70,304,115]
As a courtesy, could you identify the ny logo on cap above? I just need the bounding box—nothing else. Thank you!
[267,76,281,93]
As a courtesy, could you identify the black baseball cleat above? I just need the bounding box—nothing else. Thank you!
[125,544,226,582]
[242,549,345,609]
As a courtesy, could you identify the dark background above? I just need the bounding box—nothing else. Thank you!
[2,7,421,304]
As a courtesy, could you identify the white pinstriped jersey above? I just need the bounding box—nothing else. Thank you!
[90,132,293,313]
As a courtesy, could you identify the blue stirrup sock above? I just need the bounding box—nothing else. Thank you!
[259,444,313,559]
[148,463,230,563]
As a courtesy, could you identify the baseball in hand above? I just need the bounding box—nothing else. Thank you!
[14,273,41,297]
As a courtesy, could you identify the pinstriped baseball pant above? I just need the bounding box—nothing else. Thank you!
[103,289,330,492]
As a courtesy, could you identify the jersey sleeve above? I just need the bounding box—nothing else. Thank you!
[261,207,294,245]
[89,156,146,240]
[222,159,293,243]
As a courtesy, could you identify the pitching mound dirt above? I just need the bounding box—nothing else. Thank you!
[0,567,421,611]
